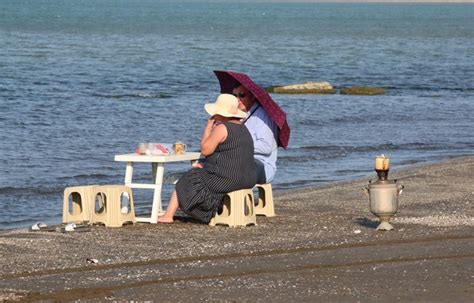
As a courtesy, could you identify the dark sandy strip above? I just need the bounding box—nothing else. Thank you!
[2,234,472,280]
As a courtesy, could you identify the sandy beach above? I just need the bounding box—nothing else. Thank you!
[1,156,473,302]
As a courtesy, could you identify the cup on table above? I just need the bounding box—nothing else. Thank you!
[138,143,148,155]
[173,141,187,155]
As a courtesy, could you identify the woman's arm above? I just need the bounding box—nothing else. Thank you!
[200,119,227,156]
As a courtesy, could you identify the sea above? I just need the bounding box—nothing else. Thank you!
[0,0,473,229]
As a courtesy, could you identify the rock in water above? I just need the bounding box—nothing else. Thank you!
[340,86,386,95]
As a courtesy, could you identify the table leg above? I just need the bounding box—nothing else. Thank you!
[151,162,157,182]
[123,162,134,216]
[150,163,165,223]
[124,162,134,185]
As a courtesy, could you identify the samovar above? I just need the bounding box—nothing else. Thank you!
[363,155,404,230]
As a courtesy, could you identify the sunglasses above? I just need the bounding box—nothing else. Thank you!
[233,92,246,99]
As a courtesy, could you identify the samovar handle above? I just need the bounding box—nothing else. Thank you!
[397,185,405,196]
[362,186,370,196]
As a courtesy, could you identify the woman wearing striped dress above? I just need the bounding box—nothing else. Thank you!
[158,94,257,224]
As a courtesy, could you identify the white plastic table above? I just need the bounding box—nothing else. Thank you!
[114,152,201,223]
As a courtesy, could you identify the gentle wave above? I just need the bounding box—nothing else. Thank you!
[277,179,336,190]
[0,186,64,195]
[278,143,473,163]
[90,92,173,99]
[297,142,470,153]
[57,173,113,181]
[395,86,474,92]
[279,153,347,163]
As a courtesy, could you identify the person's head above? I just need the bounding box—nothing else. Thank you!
[204,94,247,121]
[232,84,256,112]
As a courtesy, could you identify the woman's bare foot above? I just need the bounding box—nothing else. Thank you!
[158,190,179,224]
[157,215,174,224]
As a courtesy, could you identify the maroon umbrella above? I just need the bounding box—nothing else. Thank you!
[214,70,290,149]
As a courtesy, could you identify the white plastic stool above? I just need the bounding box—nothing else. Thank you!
[209,188,256,227]
[255,183,275,217]
[63,185,96,223]
[90,185,136,228]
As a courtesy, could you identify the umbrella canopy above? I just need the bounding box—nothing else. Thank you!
[214,70,290,149]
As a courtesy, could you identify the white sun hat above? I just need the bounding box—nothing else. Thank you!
[204,94,247,119]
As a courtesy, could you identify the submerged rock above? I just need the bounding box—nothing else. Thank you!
[340,86,386,95]
[266,81,336,94]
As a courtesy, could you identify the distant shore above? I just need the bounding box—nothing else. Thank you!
[1,155,473,301]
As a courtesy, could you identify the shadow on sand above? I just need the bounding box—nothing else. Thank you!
[353,217,379,229]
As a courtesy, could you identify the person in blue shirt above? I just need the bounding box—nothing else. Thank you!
[232,84,279,184]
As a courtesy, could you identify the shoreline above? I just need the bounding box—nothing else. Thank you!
[2,153,471,232]
[0,153,470,232]
[1,155,473,301]
[276,153,474,194]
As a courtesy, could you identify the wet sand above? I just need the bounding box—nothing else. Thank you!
[1,156,473,302]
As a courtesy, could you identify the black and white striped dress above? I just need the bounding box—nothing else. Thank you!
[175,121,257,223]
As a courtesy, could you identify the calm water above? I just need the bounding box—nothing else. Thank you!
[1,1,473,229]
